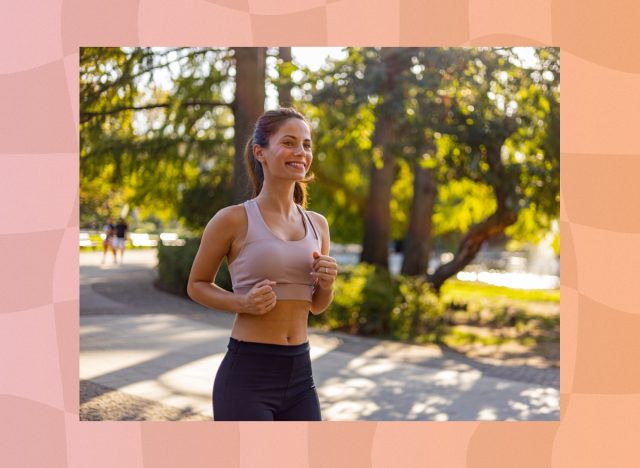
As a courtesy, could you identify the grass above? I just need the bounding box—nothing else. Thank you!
[441,328,510,347]
[426,279,560,355]
[440,278,560,303]
[441,326,556,349]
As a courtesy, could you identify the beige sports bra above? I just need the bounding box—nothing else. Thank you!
[228,198,321,302]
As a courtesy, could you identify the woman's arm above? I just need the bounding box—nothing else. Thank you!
[187,206,277,315]
[308,212,337,315]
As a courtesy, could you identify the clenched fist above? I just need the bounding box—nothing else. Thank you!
[310,251,338,291]
[240,279,277,315]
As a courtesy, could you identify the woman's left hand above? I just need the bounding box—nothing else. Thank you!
[311,251,338,291]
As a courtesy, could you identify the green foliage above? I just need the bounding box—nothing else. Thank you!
[391,276,446,342]
[432,178,496,236]
[178,152,234,233]
[311,263,398,335]
[82,47,560,298]
[80,166,122,226]
[179,180,231,233]
[311,264,558,347]
[156,238,231,297]
[299,100,375,243]
[300,47,559,250]
[440,278,559,303]
[80,47,234,229]
[357,265,399,335]
[390,159,414,239]
[311,263,445,340]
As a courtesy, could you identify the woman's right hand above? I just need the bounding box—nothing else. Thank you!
[239,279,277,315]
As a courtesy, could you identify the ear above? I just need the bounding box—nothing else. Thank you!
[253,144,265,164]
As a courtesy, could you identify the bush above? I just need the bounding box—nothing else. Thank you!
[358,265,398,336]
[156,238,232,297]
[311,263,398,337]
[310,262,447,342]
[392,276,446,343]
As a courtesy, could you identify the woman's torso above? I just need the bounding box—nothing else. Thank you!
[227,199,320,345]
[230,303,310,345]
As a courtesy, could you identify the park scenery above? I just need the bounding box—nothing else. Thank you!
[80,47,560,421]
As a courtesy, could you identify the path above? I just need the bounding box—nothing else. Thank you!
[80,249,559,421]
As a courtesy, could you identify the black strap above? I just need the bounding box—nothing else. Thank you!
[301,208,320,243]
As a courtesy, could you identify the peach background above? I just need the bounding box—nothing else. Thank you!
[1,0,639,466]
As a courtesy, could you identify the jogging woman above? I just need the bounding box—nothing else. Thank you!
[187,107,337,421]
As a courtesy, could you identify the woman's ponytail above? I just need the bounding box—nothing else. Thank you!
[244,136,264,197]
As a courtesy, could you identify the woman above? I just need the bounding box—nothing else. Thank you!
[101,217,115,264]
[187,108,338,421]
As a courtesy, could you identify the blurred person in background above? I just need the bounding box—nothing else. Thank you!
[101,217,115,264]
[113,217,129,264]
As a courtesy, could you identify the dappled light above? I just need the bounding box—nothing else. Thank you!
[80,47,559,421]
[457,271,559,289]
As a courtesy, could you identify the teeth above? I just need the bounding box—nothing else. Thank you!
[287,162,305,169]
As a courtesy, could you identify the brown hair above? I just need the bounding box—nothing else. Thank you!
[244,107,315,208]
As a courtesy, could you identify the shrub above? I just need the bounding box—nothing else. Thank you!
[311,263,448,342]
[357,265,398,336]
[392,276,446,343]
[311,263,398,337]
[156,238,232,297]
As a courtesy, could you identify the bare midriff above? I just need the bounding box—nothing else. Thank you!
[230,300,311,345]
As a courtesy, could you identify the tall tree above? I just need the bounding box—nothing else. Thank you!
[361,48,413,268]
[401,155,438,275]
[277,47,293,107]
[232,47,267,204]
[399,48,456,275]
[293,47,559,292]
[80,47,234,229]
[426,48,560,292]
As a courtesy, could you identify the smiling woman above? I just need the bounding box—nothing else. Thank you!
[187,107,339,421]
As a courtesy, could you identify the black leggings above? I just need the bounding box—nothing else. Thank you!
[213,337,322,421]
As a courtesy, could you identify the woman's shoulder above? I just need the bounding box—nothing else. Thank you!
[204,203,247,235]
[215,203,246,219]
[305,209,329,232]
[304,209,326,222]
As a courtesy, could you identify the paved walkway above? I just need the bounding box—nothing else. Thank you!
[80,249,559,421]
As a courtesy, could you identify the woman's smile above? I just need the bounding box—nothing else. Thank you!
[286,161,306,170]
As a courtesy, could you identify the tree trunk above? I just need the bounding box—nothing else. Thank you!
[427,143,518,292]
[427,208,517,292]
[401,162,437,275]
[232,47,266,204]
[361,122,395,268]
[360,49,408,269]
[278,47,293,108]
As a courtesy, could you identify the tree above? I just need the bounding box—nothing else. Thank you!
[276,48,559,294]
[423,48,560,292]
[401,156,438,275]
[305,48,415,266]
[399,48,458,275]
[277,47,293,107]
[361,48,414,268]
[232,47,266,204]
[80,48,272,230]
[80,47,235,229]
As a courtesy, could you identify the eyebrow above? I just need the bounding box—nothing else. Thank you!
[281,135,312,142]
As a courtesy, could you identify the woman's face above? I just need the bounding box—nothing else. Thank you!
[256,118,313,181]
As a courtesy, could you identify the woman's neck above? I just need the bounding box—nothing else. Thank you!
[256,181,297,216]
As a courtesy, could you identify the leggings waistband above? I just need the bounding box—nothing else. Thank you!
[228,337,310,356]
